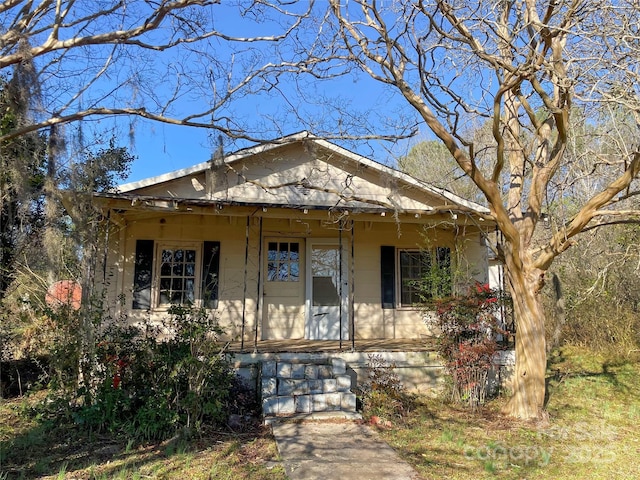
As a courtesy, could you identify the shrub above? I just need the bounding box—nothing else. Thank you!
[433,283,508,408]
[356,354,413,421]
[71,305,235,440]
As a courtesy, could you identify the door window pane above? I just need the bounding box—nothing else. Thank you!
[267,242,300,282]
[312,246,340,306]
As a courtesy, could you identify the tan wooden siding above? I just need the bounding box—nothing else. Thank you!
[129,144,446,212]
[100,209,488,343]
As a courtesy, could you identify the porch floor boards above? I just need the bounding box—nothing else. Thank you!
[226,337,438,354]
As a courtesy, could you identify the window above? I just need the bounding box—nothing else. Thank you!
[398,247,451,306]
[380,246,452,309]
[158,247,198,305]
[132,240,220,310]
[267,242,300,282]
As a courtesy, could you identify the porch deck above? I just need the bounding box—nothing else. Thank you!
[226,337,439,354]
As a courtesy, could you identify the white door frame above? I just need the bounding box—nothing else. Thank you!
[305,238,350,340]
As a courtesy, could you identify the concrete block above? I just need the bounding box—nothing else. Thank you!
[278,379,310,396]
[262,397,278,416]
[312,394,328,412]
[326,392,342,410]
[308,379,323,394]
[261,361,276,378]
[291,363,306,379]
[336,375,352,392]
[261,377,277,398]
[322,379,337,393]
[318,365,333,379]
[341,392,357,411]
[331,358,347,375]
[295,395,312,413]
[304,364,319,379]
[278,396,295,415]
[277,362,292,379]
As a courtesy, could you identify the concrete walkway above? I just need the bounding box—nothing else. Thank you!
[271,420,421,480]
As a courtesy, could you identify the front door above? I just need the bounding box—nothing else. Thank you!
[262,238,305,339]
[306,241,349,340]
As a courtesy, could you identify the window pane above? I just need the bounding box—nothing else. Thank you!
[267,261,277,281]
[290,262,299,280]
[313,276,340,306]
[185,279,195,302]
[268,243,277,261]
[173,263,183,276]
[279,263,289,281]
[160,262,171,276]
[185,263,195,277]
[290,242,299,259]
[279,243,288,261]
[186,250,196,262]
[266,242,299,282]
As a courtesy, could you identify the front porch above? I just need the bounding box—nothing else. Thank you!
[226,338,447,399]
[226,337,438,354]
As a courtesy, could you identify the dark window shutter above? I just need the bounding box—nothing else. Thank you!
[202,241,220,309]
[132,240,154,310]
[380,246,396,309]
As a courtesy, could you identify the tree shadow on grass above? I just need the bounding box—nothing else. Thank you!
[0,417,275,479]
[544,350,638,409]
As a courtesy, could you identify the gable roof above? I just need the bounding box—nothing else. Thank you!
[113,131,489,216]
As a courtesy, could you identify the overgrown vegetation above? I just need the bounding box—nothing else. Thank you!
[1,390,284,479]
[544,224,640,357]
[356,354,415,425]
[22,304,257,442]
[0,303,267,478]
[432,284,509,408]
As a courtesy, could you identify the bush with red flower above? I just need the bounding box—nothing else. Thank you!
[433,283,509,408]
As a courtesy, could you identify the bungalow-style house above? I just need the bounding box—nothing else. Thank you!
[93,132,494,350]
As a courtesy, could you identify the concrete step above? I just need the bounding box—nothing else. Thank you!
[261,357,357,419]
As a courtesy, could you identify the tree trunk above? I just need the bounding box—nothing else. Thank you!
[502,250,547,420]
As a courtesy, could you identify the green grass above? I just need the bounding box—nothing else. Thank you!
[373,346,640,479]
[0,392,285,480]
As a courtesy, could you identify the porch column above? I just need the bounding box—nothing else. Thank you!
[253,216,263,352]
[240,216,250,351]
[350,220,355,351]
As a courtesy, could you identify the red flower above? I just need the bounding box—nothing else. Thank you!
[112,373,121,389]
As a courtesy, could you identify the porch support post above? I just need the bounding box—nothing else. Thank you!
[254,216,263,353]
[240,216,250,352]
[339,221,343,349]
[350,220,356,352]
[116,215,127,319]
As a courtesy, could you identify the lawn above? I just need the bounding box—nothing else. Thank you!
[375,346,640,479]
[0,392,286,479]
[1,346,639,479]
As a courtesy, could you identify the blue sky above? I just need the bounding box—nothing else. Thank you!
[88,2,427,184]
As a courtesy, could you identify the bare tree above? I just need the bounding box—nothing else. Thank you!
[0,1,314,145]
[288,0,640,420]
[398,123,495,205]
